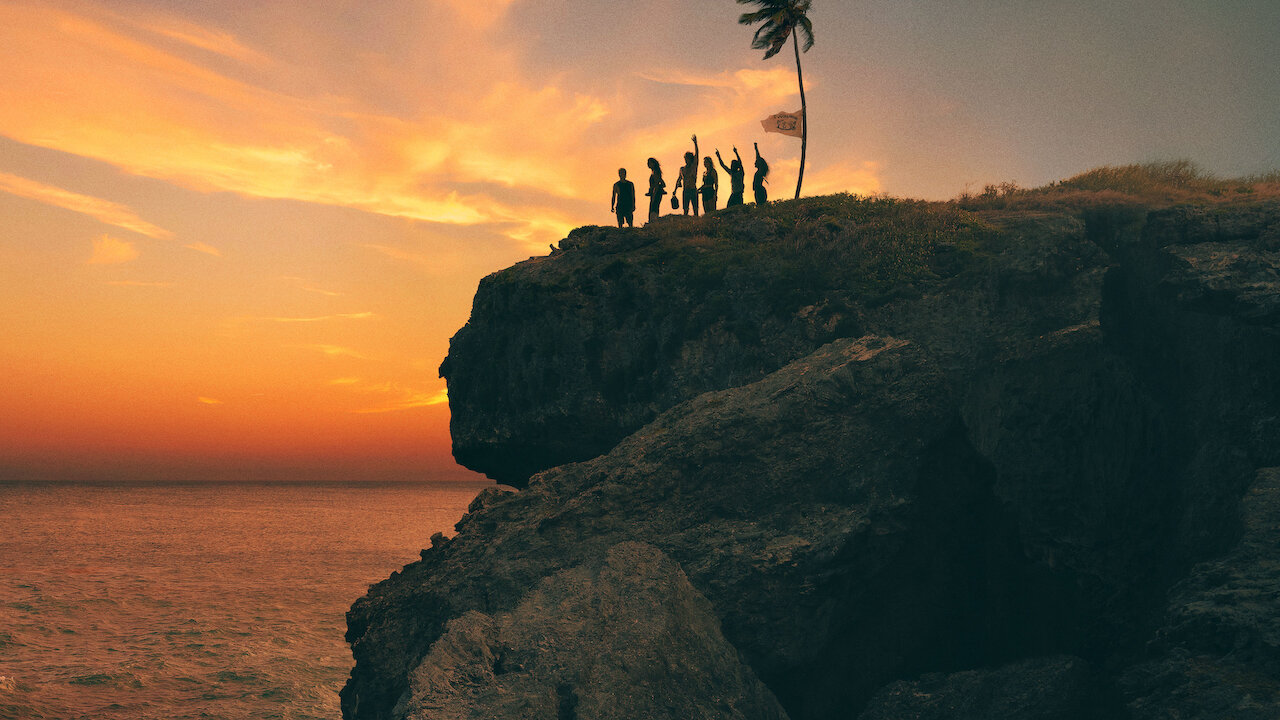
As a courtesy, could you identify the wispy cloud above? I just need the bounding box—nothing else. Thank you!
[637,67,806,94]
[323,374,448,413]
[361,243,435,268]
[247,312,376,323]
[197,396,223,405]
[132,15,272,67]
[354,388,449,414]
[302,344,368,359]
[282,276,342,296]
[0,171,172,239]
[184,241,221,256]
[0,5,606,250]
[87,234,139,265]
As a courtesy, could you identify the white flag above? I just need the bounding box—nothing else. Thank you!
[761,109,804,138]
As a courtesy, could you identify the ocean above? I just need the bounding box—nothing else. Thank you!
[0,479,489,720]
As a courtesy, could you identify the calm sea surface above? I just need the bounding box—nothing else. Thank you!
[0,480,489,720]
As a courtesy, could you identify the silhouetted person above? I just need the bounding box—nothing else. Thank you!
[700,156,719,212]
[717,147,746,207]
[753,142,769,205]
[611,168,636,227]
[672,135,701,216]
[645,157,666,224]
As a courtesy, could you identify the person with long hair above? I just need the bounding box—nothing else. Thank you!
[700,155,719,212]
[645,157,666,224]
[671,135,701,216]
[753,142,770,205]
[716,146,746,208]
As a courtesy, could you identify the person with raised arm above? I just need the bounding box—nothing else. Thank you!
[671,135,701,216]
[753,142,770,205]
[716,146,746,208]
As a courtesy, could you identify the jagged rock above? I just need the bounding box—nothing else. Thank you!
[857,655,1105,720]
[1121,468,1280,719]
[345,336,1012,720]
[399,542,788,720]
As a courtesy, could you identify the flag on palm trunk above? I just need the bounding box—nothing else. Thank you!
[762,109,804,138]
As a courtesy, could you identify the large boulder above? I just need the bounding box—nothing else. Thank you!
[399,542,788,720]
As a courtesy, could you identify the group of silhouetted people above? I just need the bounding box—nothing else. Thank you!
[610,135,770,228]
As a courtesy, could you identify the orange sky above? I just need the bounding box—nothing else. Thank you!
[2,0,1276,482]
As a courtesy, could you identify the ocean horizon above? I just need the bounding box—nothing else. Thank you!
[0,478,490,719]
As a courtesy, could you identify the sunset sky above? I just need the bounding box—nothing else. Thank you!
[3,0,1277,482]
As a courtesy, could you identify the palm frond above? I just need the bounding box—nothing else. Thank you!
[797,15,814,51]
[739,0,814,58]
[751,23,787,47]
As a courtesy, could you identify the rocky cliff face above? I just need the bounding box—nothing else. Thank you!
[347,195,1280,720]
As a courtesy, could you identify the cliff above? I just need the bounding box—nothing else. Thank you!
[345,167,1280,720]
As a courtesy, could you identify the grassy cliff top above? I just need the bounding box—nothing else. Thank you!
[524,162,1278,312]
[953,160,1280,211]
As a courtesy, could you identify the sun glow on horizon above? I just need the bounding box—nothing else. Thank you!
[4,0,1272,480]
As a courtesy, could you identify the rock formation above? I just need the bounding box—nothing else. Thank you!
[346,190,1280,720]
[399,542,787,720]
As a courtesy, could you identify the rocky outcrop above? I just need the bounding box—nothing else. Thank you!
[440,204,995,486]
[1121,468,1280,719]
[399,542,787,720]
[348,197,1280,720]
[346,335,1024,719]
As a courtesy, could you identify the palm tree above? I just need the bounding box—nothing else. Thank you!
[738,0,814,200]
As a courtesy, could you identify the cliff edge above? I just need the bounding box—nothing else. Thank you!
[347,167,1280,720]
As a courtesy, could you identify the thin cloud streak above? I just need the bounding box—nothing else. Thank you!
[247,312,377,323]
[0,171,173,239]
[184,241,222,256]
[354,388,449,414]
[302,344,369,359]
[282,276,342,296]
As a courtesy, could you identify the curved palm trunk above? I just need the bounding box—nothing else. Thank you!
[792,31,807,199]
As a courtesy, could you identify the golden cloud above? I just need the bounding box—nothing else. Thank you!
[0,171,172,239]
[87,234,139,265]
[0,4,600,247]
[0,3,877,255]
